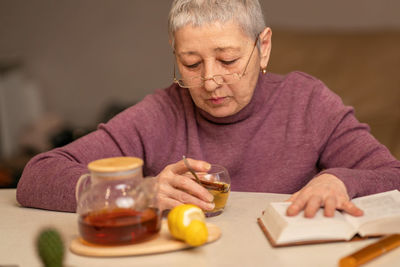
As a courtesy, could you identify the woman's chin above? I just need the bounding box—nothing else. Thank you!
[204,106,237,118]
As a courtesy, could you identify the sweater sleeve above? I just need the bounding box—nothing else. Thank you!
[307,78,400,198]
[16,121,140,212]
[16,89,175,212]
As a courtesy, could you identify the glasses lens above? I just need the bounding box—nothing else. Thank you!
[179,76,202,88]
[178,73,242,88]
[213,75,224,84]
[221,73,240,85]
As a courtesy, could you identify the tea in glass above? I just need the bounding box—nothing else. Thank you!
[197,165,231,217]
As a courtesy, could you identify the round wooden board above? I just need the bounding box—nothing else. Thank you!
[69,220,221,257]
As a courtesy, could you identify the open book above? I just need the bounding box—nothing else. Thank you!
[257,190,400,247]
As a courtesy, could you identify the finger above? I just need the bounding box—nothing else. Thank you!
[323,196,337,217]
[176,192,215,211]
[340,201,364,217]
[170,174,214,202]
[159,179,214,210]
[158,195,183,211]
[165,186,215,211]
[171,158,211,175]
[304,195,323,218]
[286,194,308,216]
[286,191,299,202]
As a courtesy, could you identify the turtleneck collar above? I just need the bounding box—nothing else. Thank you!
[195,72,268,124]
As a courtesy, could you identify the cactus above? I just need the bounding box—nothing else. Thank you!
[36,228,65,267]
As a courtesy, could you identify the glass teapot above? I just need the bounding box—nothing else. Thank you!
[75,157,161,245]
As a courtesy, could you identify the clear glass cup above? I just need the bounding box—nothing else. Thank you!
[196,164,231,217]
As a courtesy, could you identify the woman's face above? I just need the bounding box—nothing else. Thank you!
[174,21,268,117]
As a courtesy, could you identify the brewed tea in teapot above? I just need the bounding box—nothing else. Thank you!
[75,157,161,245]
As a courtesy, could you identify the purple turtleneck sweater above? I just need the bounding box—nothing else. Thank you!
[16,72,400,212]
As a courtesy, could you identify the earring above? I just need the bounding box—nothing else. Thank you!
[261,68,267,74]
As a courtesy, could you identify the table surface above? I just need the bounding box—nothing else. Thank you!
[1,189,399,267]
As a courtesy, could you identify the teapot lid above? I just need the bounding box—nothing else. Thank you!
[88,157,143,173]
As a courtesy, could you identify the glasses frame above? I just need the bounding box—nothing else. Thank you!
[173,35,259,88]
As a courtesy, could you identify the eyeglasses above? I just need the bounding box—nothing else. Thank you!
[173,36,259,88]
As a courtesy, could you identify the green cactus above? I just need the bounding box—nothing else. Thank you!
[36,228,65,267]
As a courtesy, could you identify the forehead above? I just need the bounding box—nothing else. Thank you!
[173,20,252,54]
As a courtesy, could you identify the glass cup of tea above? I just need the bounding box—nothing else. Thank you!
[75,157,161,245]
[196,165,231,217]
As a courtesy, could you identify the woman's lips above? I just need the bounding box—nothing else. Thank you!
[209,97,226,105]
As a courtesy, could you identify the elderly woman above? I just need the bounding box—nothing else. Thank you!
[17,0,400,218]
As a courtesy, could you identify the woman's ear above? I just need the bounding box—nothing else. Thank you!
[258,27,272,70]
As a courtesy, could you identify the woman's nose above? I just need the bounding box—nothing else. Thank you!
[203,77,219,91]
[203,62,219,91]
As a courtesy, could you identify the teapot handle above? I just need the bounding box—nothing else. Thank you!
[75,173,91,202]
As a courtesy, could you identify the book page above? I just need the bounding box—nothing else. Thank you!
[343,190,400,235]
[262,202,357,244]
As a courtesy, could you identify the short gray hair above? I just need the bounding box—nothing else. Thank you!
[168,0,266,45]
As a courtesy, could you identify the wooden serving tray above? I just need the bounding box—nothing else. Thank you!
[69,220,221,257]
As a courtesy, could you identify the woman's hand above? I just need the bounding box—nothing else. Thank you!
[286,173,364,218]
[156,158,215,211]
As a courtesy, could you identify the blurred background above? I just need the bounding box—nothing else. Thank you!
[1,0,399,187]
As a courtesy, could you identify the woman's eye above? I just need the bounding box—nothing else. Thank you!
[220,59,238,65]
[185,62,200,69]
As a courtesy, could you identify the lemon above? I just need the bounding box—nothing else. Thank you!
[167,204,208,246]
[184,220,208,246]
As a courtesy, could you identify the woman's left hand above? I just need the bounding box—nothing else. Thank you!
[286,173,364,218]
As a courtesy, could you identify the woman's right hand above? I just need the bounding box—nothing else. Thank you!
[156,158,215,211]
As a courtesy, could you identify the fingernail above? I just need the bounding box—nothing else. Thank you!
[286,206,296,216]
[206,202,215,210]
[205,163,211,170]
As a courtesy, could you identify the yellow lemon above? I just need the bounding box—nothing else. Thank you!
[184,220,208,246]
[167,204,208,246]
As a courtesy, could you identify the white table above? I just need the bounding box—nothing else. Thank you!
[1,189,399,267]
